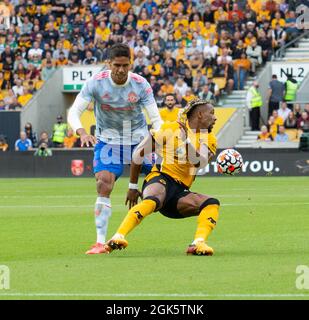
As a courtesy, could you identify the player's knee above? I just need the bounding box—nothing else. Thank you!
[143,196,161,211]
[96,176,113,195]
[199,198,220,212]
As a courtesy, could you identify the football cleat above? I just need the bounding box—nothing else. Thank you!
[186,241,214,256]
[106,238,128,251]
[85,243,111,255]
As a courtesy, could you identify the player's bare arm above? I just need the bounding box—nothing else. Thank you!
[68,95,96,147]
[126,134,155,209]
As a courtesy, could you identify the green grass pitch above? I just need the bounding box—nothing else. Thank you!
[0,177,309,300]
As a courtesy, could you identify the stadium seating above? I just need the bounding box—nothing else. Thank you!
[0,0,306,150]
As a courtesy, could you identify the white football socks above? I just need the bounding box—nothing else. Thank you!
[94,197,111,244]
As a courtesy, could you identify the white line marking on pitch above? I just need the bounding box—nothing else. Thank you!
[0,293,308,298]
[1,203,309,209]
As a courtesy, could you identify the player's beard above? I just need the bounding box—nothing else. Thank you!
[112,72,128,85]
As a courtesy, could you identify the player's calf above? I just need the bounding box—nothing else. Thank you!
[188,198,220,256]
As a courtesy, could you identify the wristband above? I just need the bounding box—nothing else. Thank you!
[129,183,139,190]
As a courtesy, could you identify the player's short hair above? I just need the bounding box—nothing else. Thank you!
[109,43,131,60]
[180,98,212,121]
[164,93,176,102]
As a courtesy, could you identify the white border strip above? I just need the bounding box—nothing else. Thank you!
[0,293,309,298]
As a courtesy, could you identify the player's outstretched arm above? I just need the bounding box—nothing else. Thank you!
[126,134,154,209]
[68,95,96,147]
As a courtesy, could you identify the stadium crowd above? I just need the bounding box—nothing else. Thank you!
[255,74,309,142]
[257,102,309,142]
[0,0,306,150]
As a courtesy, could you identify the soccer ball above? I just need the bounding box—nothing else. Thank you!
[216,149,243,175]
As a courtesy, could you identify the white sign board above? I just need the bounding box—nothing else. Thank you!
[62,66,102,91]
[272,63,309,82]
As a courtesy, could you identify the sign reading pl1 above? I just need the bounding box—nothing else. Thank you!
[62,66,102,91]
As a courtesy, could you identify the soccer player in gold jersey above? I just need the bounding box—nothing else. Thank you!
[105,99,220,256]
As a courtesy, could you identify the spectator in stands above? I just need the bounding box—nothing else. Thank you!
[64,128,77,149]
[7,95,22,110]
[207,76,220,101]
[294,103,302,119]
[0,99,6,111]
[246,39,262,76]
[233,53,251,90]
[182,88,196,104]
[285,10,299,41]
[183,68,193,88]
[193,70,207,89]
[257,29,273,63]
[160,78,174,95]
[55,51,69,67]
[278,101,292,121]
[272,23,287,52]
[257,125,273,141]
[0,135,9,152]
[297,112,309,132]
[304,103,309,116]
[198,84,215,104]
[284,111,297,129]
[41,59,55,81]
[52,115,68,148]
[267,74,285,117]
[174,77,189,97]
[27,80,37,95]
[82,50,97,65]
[28,41,44,60]
[269,109,285,138]
[24,122,37,148]
[0,71,9,90]
[15,131,32,152]
[12,78,24,97]
[268,116,277,139]
[203,38,219,65]
[274,125,289,142]
[134,39,150,58]
[38,131,53,148]
[34,142,52,157]
[17,88,33,107]
[225,61,235,94]
[26,63,40,81]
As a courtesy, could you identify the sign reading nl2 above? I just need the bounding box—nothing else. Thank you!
[62,67,102,92]
[272,63,309,83]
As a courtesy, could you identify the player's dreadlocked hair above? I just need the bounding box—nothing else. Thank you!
[178,98,212,123]
[109,43,131,60]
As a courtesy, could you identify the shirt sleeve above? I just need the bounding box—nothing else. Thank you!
[78,78,94,102]
[140,80,156,107]
[141,80,163,130]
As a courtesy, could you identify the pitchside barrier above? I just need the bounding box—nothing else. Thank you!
[0,149,309,177]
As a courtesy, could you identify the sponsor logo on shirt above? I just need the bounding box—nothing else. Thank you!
[128,92,139,103]
[101,93,110,100]
[100,104,135,111]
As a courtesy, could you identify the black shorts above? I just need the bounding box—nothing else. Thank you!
[142,172,192,219]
